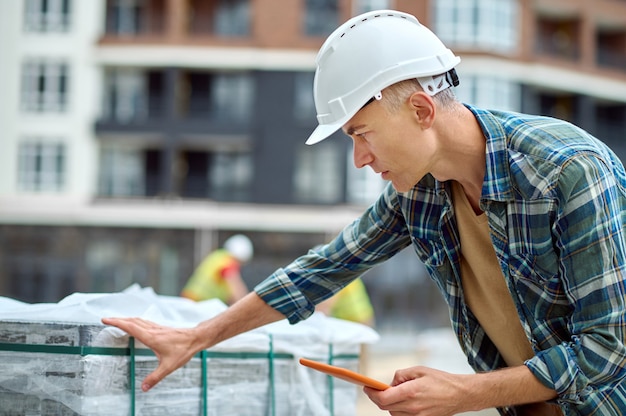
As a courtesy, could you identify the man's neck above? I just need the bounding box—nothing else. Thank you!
[432,104,487,211]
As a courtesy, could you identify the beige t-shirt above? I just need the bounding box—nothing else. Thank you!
[451,181,562,416]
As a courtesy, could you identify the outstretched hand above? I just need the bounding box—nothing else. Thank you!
[101,294,287,392]
[101,317,199,392]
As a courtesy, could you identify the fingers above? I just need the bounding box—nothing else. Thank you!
[102,317,169,392]
[105,319,198,386]
[102,317,136,332]
[102,317,156,329]
[391,366,427,386]
[101,317,197,394]
[142,368,165,392]
[101,317,160,339]
[142,363,181,391]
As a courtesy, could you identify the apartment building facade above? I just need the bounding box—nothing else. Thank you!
[1,0,625,330]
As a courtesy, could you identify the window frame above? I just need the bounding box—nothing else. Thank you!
[21,58,69,113]
[17,139,67,192]
[434,0,519,53]
[24,0,71,33]
[304,0,339,37]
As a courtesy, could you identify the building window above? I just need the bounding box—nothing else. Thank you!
[212,73,253,122]
[595,104,626,162]
[179,150,252,201]
[189,0,250,36]
[304,0,339,37]
[105,0,164,35]
[535,16,580,61]
[106,0,141,34]
[17,140,66,192]
[103,68,148,122]
[434,0,519,53]
[454,75,521,112]
[353,0,391,14]
[209,152,253,201]
[106,0,165,36]
[98,146,146,196]
[346,154,385,206]
[24,0,71,32]
[213,0,250,36]
[294,141,342,204]
[21,59,69,112]
[596,29,626,71]
[102,68,164,121]
[184,71,253,122]
[293,72,316,122]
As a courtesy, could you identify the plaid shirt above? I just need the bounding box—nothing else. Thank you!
[255,105,626,415]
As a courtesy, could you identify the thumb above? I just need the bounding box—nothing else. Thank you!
[141,364,170,392]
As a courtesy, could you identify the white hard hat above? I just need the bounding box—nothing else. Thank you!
[306,10,461,145]
[224,234,253,263]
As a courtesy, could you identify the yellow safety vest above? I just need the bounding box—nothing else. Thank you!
[181,250,238,303]
[330,279,374,325]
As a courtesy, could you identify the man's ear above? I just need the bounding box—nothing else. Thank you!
[408,92,436,129]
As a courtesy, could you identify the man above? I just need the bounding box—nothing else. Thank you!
[180,234,252,305]
[103,10,626,415]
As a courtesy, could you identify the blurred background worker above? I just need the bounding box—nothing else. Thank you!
[181,234,253,305]
[317,279,375,327]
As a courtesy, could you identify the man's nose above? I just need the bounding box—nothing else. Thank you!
[352,140,374,169]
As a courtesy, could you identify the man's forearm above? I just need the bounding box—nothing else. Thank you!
[470,365,558,411]
[192,292,286,351]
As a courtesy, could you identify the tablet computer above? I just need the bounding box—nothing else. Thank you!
[299,357,390,391]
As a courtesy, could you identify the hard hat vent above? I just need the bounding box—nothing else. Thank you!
[338,13,408,39]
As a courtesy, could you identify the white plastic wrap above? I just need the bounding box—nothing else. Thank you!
[0,285,379,416]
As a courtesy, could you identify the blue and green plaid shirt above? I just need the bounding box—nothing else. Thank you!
[255,105,626,415]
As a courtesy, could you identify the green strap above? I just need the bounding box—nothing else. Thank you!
[201,350,208,416]
[328,343,334,416]
[129,337,136,416]
[268,334,276,416]
[0,342,293,359]
[0,342,131,356]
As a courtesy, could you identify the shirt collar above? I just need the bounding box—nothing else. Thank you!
[464,103,515,203]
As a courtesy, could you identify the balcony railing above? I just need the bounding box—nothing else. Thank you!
[104,0,251,38]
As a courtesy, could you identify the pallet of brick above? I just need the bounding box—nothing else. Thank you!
[0,285,379,416]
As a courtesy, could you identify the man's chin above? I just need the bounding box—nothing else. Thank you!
[390,179,420,193]
[390,182,410,193]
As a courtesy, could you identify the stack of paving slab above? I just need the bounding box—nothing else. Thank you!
[0,285,378,416]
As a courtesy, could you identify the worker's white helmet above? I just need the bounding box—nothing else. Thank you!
[224,234,254,263]
[306,10,461,145]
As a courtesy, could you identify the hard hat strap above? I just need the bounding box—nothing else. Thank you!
[417,73,451,96]
[446,69,460,87]
[417,69,459,96]
[361,91,383,109]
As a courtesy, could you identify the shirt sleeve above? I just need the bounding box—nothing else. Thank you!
[254,183,412,324]
[524,151,626,409]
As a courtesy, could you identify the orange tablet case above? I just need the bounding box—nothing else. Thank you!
[299,357,390,391]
